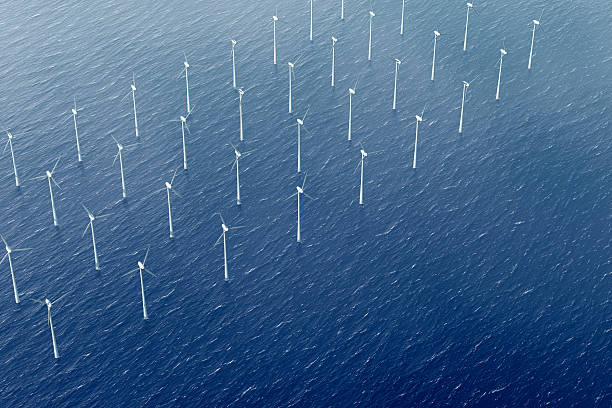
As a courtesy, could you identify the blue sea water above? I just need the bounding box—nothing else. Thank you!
[0,0,610,406]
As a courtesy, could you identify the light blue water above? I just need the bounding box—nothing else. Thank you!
[0,0,610,406]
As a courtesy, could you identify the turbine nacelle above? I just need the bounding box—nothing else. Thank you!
[434,30,441,37]
[296,186,304,194]
[5,245,11,254]
[165,182,172,190]
[131,84,136,92]
[238,88,245,96]
[416,115,423,122]
[180,116,187,123]
[234,149,241,158]
[138,261,145,269]
[45,299,51,307]
[45,170,52,178]
[463,80,470,87]
[332,36,337,44]
[288,62,294,68]
[369,11,376,17]
[184,61,189,68]
[533,19,540,25]
[297,118,304,125]
[117,143,124,151]
[361,149,367,157]
[395,58,402,65]
[467,2,473,8]
[7,132,13,140]
[500,49,507,55]
[231,39,237,47]
[349,88,356,95]
[88,213,95,222]
[71,108,78,116]
[273,15,278,21]
[222,223,229,232]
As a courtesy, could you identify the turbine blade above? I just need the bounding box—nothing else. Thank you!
[81,203,93,218]
[3,140,9,154]
[302,172,308,190]
[143,248,150,265]
[82,222,91,238]
[120,91,131,103]
[170,166,180,185]
[304,193,316,200]
[0,254,6,265]
[51,177,62,190]
[144,268,156,278]
[12,247,33,252]
[0,234,7,247]
[32,298,45,305]
[184,123,191,135]
[287,192,298,200]
[229,225,246,230]
[111,135,120,145]
[96,213,113,219]
[52,292,69,305]
[213,233,224,247]
[171,189,182,198]
[212,212,225,225]
[302,105,311,121]
[231,158,237,171]
[123,269,139,277]
[353,159,362,174]
[113,151,120,166]
[51,157,61,174]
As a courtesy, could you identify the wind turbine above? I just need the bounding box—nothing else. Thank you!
[111,135,138,199]
[121,74,139,138]
[341,0,344,20]
[231,40,237,88]
[296,106,310,173]
[309,0,313,42]
[230,142,252,206]
[459,75,478,133]
[331,36,338,87]
[400,0,406,35]
[3,131,21,187]
[33,157,61,226]
[171,109,193,170]
[213,213,244,281]
[392,58,402,110]
[70,97,84,162]
[124,248,155,320]
[237,88,245,141]
[33,293,68,359]
[347,78,359,141]
[273,10,279,64]
[528,11,543,70]
[412,105,427,169]
[496,48,508,100]
[178,53,192,114]
[355,143,381,205]
[431,30,441,81]
[158,168,182,238]
[288,55,303,114]
[0,234,32,304]
[288,174,314,242]
[463,2,474,52]
[368,10,376,61]
[81,204,111,271]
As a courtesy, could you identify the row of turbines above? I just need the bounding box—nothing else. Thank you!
[2,1,544,359]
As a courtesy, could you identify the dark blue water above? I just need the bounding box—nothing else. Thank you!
[0,0,610,406]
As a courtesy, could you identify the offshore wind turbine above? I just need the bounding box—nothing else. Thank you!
[213,213,244,281]
[496,48,508,100]
[171,109,193,170]
[3,131,21,187]
[463,2,474,52]
[458,75,478,133]
[347,78,359,141]
[331,36,338,87]
[33,293,68,359]
[70,97,84,162]
[412,105,427,169]
[431,30,441,80]
[121,74,139,138]
[124,249,155,320]
[288,55,303,114]
[288,173,314,242]
[237,88,245,141]
[528,11,542,70]
[368,10,376,61]
[178,53,192,114]
[231,40,237,88]
[273,10,278,64]
[400,0,406,35]
[1,234,32,304]
[33,157,61,226]
[81,204,111,271]
[111,135,138,199]
[230,142,252,205]
[158,168,182,238]
[341,0,344,20]
[296,106,310,173]
[392,58,402,110]
[309,0,313,42]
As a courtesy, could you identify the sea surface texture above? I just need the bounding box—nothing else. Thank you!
[0,0,610,407]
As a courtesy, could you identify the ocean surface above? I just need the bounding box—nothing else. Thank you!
[0,0,610,406]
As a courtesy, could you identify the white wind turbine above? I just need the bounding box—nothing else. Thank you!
[124,248,156,320]
[69,97,84,162]
[177,53,192,114]
[171,109,194,170]
[0,234,32,304]
[368,10,376,61]
[528,11,543,70]
[463,2,474,52]
[392,58,402,110]
[459,75,478,133]
[33,293,68,359]
[355,143,381,205]
[400,0,406,35]
[273,10,279,65]
[341,0,344,20]
[111,135,138,199]
[496,48,508,100]
[237,88,245,141]
[412,105,428,169]
[81,204,112,271]
[431,30,441,81]
[3,131,21,187]
[213,213,245,281]
[309,0,314,42]
[288,173,315,242]
[331,36,338,87]
[121,74,139,138]
[230,142,253,206]
[33,157,62,226]
[288,55,303,114]
[231,39,237,88]
[296,106,311,173]
[157,168,182,238]
[347,78,359,141]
